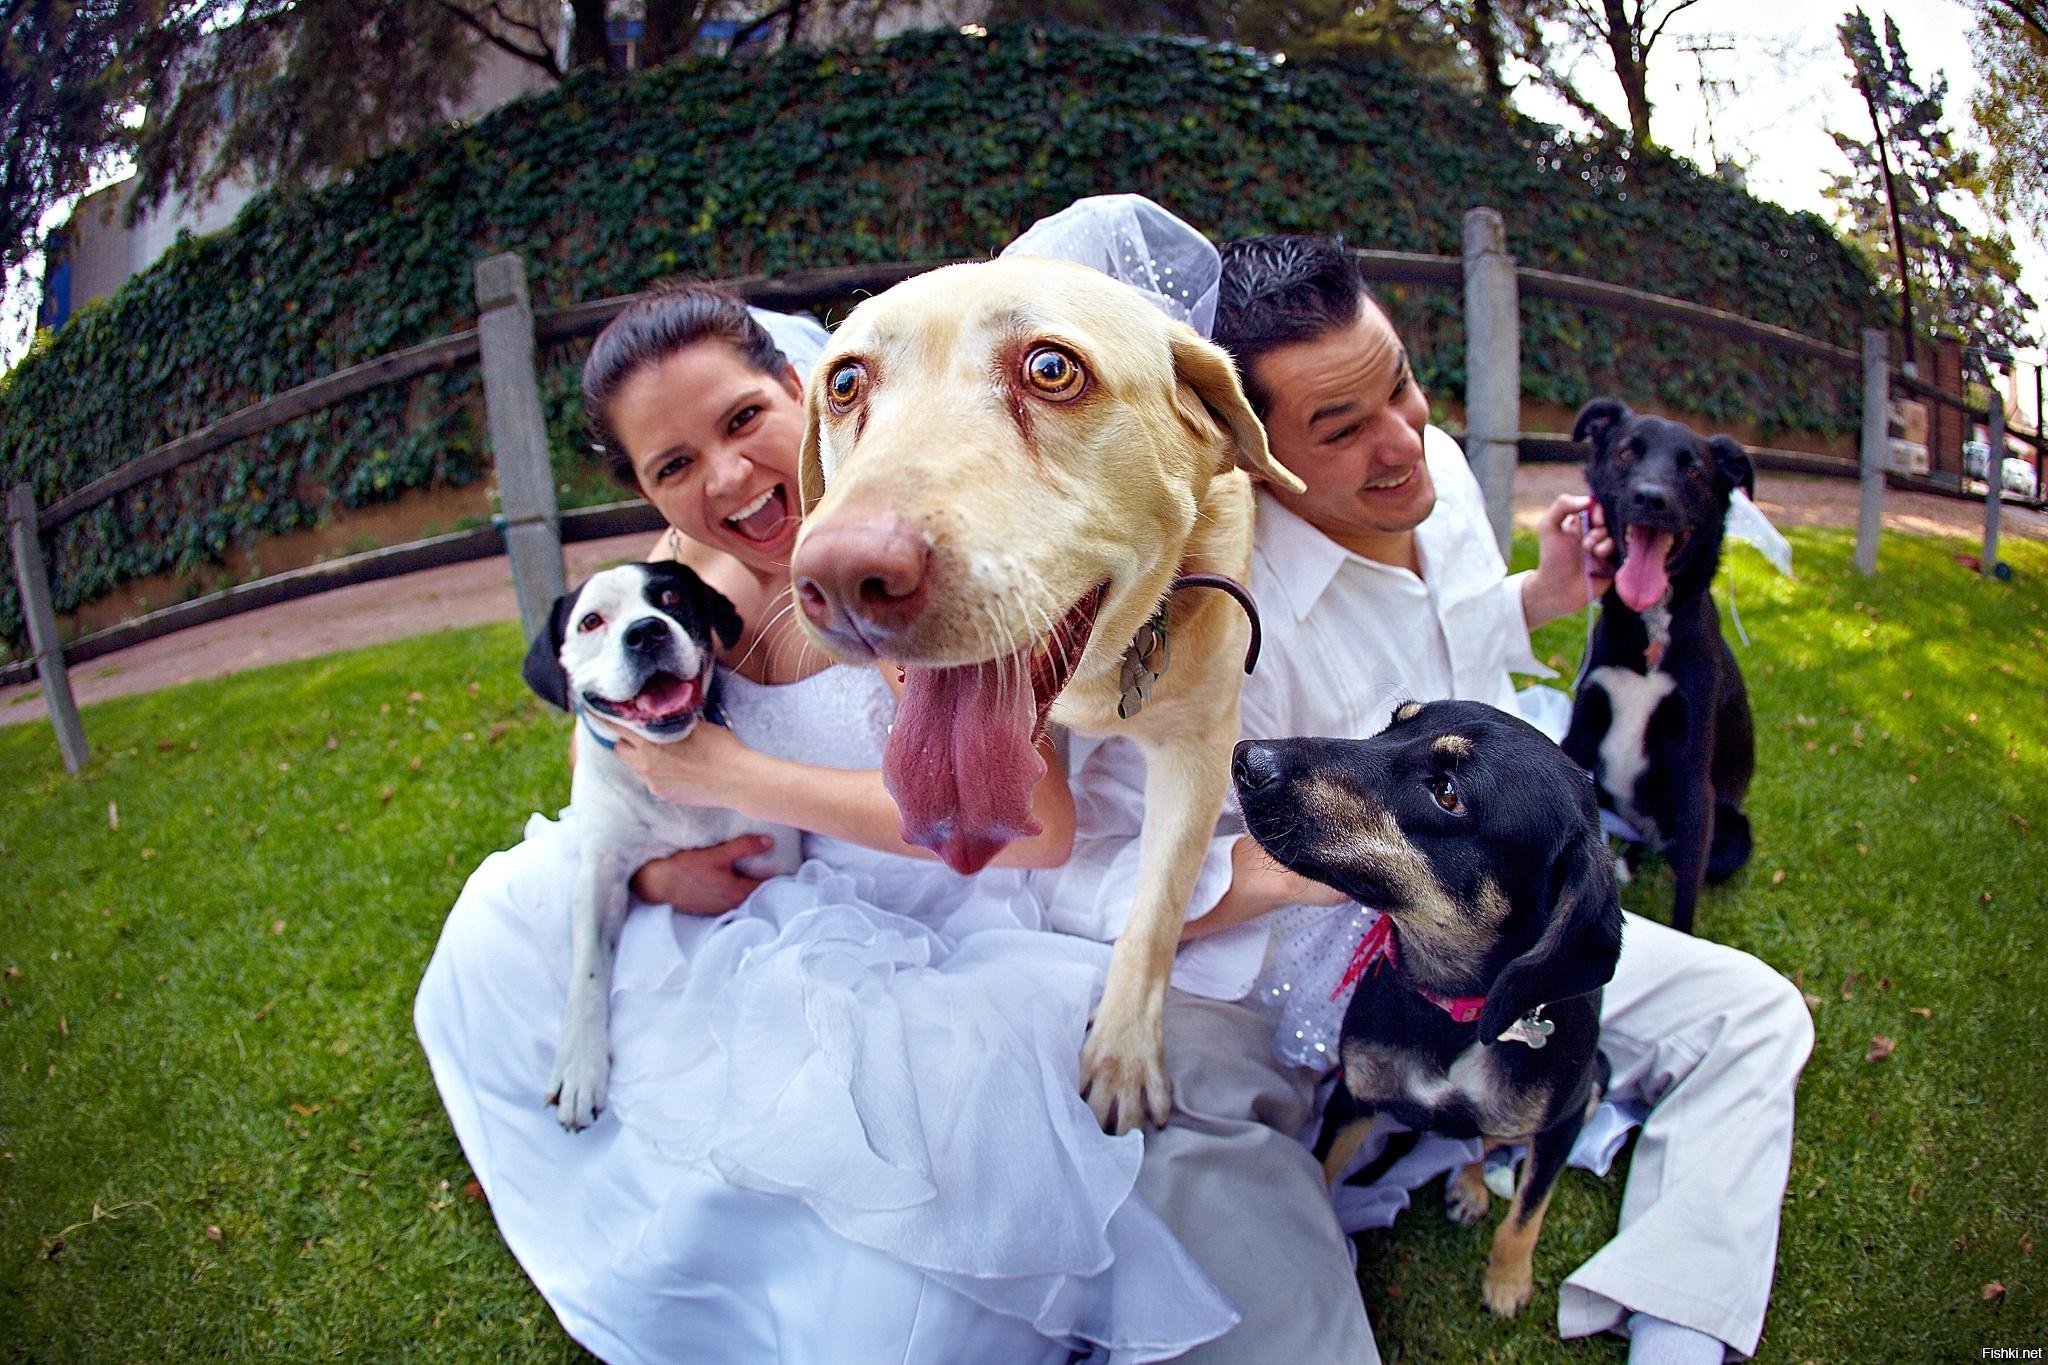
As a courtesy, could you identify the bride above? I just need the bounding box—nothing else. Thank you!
[413,281,1235,1363]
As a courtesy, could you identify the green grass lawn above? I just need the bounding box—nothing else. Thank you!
[2,527,2043,1360]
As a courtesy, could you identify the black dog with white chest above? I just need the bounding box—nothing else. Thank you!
[1234,700,1623,1317]
[1562,397,1757,935]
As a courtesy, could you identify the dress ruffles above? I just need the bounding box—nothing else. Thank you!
[417,666,1236,1363]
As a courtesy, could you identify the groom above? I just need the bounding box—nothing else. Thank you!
[1034,235,1811,1364]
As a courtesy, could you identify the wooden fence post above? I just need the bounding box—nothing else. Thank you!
[7,484,88,772]
[1855,329,1887,577]
[1983,386,2005,578]
[474,253,565,640]
[1462,208,1519,556]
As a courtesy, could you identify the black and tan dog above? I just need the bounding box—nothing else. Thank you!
[1233,701,1623,1317]
[1562,397,1757,935]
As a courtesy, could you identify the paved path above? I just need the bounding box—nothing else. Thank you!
[4,470,2042,728]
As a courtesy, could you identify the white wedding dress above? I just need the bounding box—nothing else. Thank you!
[415,664,1236,1364]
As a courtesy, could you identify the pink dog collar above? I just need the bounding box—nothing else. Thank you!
[1331,915,1487,1024]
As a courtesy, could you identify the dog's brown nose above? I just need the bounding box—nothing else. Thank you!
[792,514,931,652]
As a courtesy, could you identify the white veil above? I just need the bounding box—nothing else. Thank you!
[1001,194,1222,339]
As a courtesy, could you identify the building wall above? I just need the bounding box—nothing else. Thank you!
[49,42,556,322]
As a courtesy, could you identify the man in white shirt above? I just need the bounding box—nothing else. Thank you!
[1036,236,1812,1364]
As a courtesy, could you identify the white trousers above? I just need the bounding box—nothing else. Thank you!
[1139,911,1813,1362]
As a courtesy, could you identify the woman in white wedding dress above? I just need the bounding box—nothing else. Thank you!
[413,286,1235,1364]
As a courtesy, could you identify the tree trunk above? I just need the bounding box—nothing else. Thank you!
[568,0,613,69]
[1859,72,1919,369]
[641,0,695,65]
[1602,0,1653,147]
[1471,0,1507,108]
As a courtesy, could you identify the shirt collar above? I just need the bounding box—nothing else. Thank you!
[1253,431,1468,623]
[1253,491,1350,622]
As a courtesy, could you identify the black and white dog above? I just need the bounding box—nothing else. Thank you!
[1561,398,1756,935]
[522,562,801,1129]
[1234,701,1623,1317]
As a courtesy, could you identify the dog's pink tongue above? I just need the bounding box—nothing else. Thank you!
[885,660,1045,875]
[1616,526,1675,613]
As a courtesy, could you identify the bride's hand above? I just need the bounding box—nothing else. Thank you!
[614,720,753,807]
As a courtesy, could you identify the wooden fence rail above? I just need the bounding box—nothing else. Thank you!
[9,209,1973,770]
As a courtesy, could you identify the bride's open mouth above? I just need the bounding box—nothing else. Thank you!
[884,582,1109,874]
[725,485,795,545]
[583,669,704,732]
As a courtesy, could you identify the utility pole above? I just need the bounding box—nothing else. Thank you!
[1679,34,1736,173]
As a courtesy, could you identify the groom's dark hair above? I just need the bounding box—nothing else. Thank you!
[1214,236,1378,418]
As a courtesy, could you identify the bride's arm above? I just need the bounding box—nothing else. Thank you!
[615,722,1076,869]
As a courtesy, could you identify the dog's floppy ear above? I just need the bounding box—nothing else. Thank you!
[1709,435,1755,499]
[1571,398,1631,454]
[521,589,580,712]
[1477,822,1624,1043]
[1169,326,1307,495]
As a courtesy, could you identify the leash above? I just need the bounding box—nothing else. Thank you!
[1725,567,1751,647]
[1570,508,1600,693]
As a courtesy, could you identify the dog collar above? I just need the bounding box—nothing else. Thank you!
[1116,573,1263,721]
[1330,915,1488,1024]
[574,705,618,752]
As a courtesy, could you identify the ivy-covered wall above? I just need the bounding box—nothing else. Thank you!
[0,27,1884,649]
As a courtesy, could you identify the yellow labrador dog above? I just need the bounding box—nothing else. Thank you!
[790,256,1304,1133]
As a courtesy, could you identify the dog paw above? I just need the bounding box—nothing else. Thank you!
[546,1034,610,1132]
[1482,1258,1535,1318]
[1078,1032,1172,1136]
[1445,1168,1491,1226]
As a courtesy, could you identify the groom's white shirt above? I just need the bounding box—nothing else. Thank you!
[1034,425,1553,997]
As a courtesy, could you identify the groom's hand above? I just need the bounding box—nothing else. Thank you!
[1181,836,1348,942]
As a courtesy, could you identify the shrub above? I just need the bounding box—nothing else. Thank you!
[0,27,1884,648]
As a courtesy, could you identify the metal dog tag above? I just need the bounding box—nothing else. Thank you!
[1117,608,1170,720]
[1117,654,1157,720]
[1498,1011,1555,1049]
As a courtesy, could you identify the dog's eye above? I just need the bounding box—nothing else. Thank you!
[577,612,604,634]
[1022,346,1086,401]
[826,361,868,413]
[1429,775,1463,814]
[657,587,681,608]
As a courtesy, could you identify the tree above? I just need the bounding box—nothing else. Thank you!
[1969,0,2048,251]
[129,1,490,220]
[1551,0,1701,149]
[1827,8,2035,372]
[0,0,188,278]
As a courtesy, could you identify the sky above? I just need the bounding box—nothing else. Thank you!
[3,1,2040,374]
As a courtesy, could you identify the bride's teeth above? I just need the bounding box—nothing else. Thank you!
[726,487,777,526]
